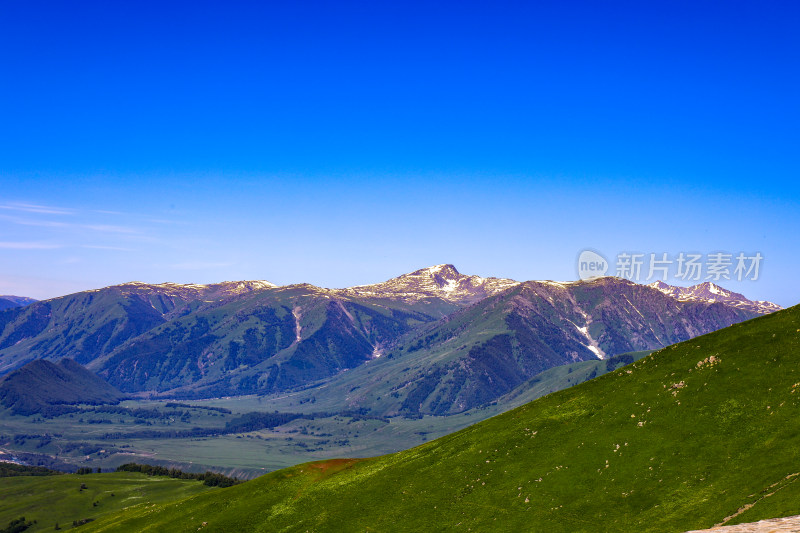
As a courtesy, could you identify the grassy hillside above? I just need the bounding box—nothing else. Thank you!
[83,305,800,532]
[0,472,212,532]
[493,349,654,411]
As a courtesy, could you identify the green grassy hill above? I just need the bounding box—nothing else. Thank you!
[81,304,800,532]
[493,349,654,411]
[0,472,212,532]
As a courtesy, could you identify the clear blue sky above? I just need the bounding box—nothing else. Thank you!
[1,1,798,306]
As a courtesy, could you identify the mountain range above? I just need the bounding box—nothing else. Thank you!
[0,266,779,415]
[270,275,772,416]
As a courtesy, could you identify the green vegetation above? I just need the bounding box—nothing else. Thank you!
[81,305,800,532]
[0,472,212,533]
[494,349,654,410]
[0,517,35,533]
[0,349,652,477]
[115,463,240,487]
[0,463,63,477]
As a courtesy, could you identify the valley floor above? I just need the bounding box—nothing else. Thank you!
[0,351,650,477]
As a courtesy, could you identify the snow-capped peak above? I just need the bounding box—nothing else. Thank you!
[412,264,461,278]
[112,279,278,300]
[647,280,780,314]
[707,282,725,295]
[339,264,519,304]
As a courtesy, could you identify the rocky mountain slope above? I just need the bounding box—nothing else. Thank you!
[648,280,781,314]
[96,284,435,396]
[0,280,443,396]
[338,264,519,306]
[265,277,766,416]
[0,281,280,375]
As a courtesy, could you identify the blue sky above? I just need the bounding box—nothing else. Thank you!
[1,2,798,306]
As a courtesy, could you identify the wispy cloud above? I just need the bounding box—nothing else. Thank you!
[0,213,70,228]
[1,200,183,262]
[81,244,137,252]
[0,203,76,215]
[82,224,140,234]
[0,214,140,234]
[0,241,63,249]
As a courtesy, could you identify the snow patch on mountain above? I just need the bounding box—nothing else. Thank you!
[539,280,575,288]
[572,309,607,360]
[119,280,276,293]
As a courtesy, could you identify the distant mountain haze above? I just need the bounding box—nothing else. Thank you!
[0,358,122,415]
[0,295,37,311]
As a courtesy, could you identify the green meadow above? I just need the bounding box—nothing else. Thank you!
[0,472,211,532]
[71,305,800,532]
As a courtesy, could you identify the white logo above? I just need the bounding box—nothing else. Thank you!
[576,249,764,282]
[578,250,609,280]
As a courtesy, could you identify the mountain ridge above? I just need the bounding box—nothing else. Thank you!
[265,276,767,416]
[0,267,780,407]
[648,280,780,314]
[0,295,37,311]
[15,268,781,315]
